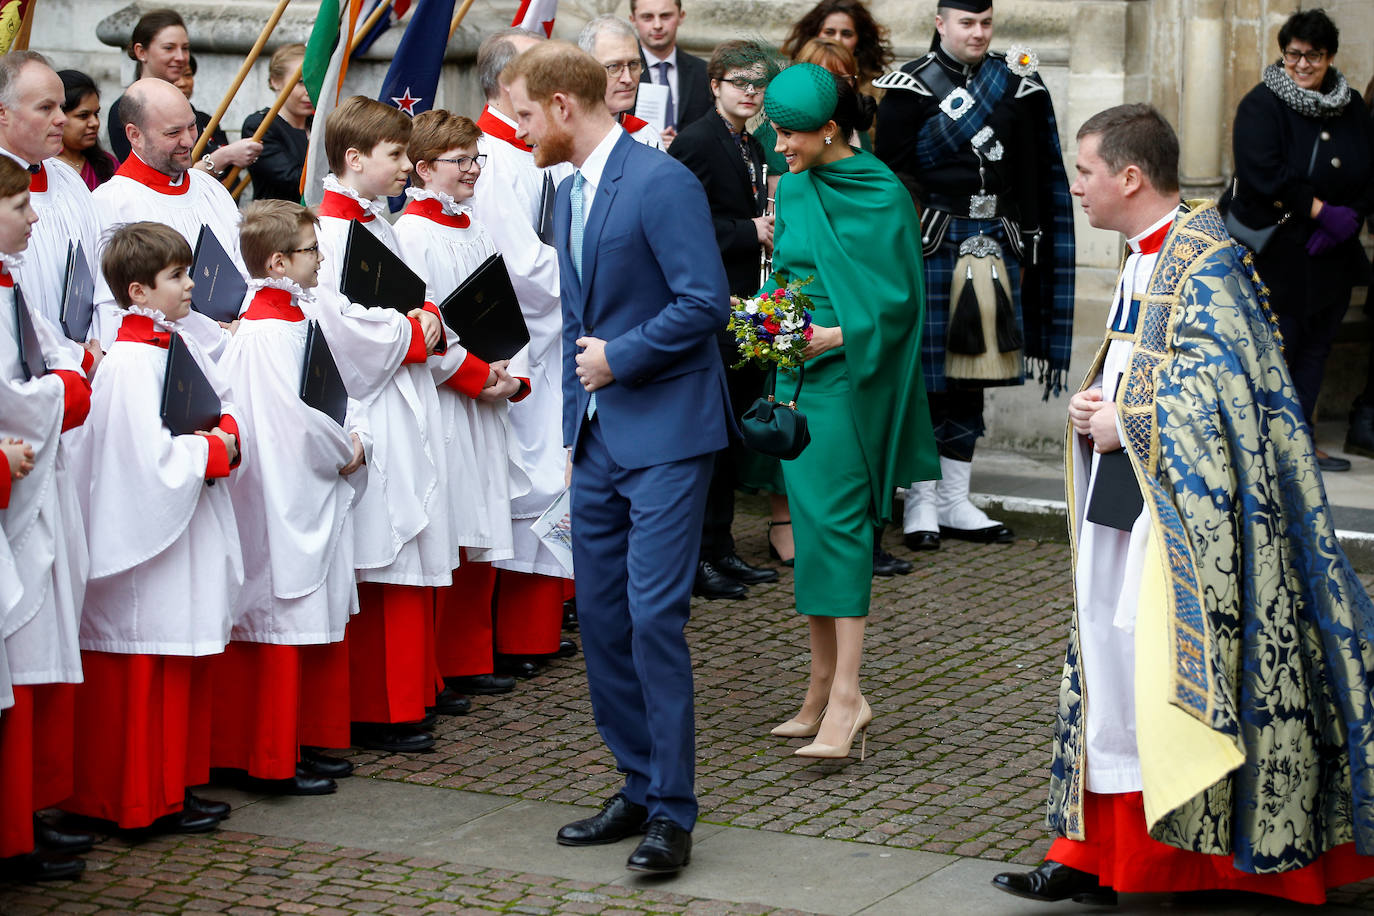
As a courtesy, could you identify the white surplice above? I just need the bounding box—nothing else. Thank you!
[394,189,530,564]
[1070,208,1178,795]
[314,177,450,586]
[70,307,242,656]
[474,107,573,578]
[221,279,368,644]
[90,156,242,357]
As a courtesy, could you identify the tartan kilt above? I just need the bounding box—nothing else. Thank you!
[922,216,1024,393]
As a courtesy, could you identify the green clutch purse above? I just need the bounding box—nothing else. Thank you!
[740,365,810,460]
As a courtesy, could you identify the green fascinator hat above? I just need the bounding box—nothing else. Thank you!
[764,62,838,132]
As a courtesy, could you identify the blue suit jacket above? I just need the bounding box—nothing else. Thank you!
[557,130,733,469]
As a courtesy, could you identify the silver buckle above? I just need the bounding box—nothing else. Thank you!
[969,193,998,219]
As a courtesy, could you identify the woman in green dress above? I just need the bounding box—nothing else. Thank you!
[761,63,938,759]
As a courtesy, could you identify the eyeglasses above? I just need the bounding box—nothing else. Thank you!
[723,77,767,93]
[432,154,487,171]
[604,60,644,78]
[291,243,320,256]
[1283,48,1328,65]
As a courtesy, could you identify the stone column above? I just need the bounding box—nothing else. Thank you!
[1178,0,1225,198]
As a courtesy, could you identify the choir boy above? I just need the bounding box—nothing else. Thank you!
[0,155,92,880]
[63,222,241,835]
[394,110,529,699]
[212,200,369,795]
[311,96,457,752]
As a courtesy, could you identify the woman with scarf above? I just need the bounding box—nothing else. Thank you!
[761,64,937,759]
[1228,8,1374,472]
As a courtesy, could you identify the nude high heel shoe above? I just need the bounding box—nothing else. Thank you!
[769,705,827,738]
[794,698,873,761]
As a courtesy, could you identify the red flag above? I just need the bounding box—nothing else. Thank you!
[511,0,556,38]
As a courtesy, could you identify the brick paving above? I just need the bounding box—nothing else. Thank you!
[5,499,1374,911]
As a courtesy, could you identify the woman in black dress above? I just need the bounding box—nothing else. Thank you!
[241,43,313,201]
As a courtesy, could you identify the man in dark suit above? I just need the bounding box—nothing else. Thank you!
[504,40,731,875]
[631,0,711,146]
[668,40,779,600]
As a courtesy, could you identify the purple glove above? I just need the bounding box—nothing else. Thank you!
[1306,226,1338,256]
[1315,203,1361,243]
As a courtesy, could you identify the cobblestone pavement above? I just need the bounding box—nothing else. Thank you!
[5,503,1374,912]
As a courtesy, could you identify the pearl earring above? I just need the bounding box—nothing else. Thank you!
[824,135,832,145]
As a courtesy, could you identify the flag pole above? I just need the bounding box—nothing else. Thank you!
[193,0,294,162]
[230,0,397,198]
[448,0,477,40]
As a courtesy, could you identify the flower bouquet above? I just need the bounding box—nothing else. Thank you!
[729,273,815,369]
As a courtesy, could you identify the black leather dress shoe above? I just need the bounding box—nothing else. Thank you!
[556,793,648,846]
[626,817,691,873]
[940,522,1015,543]
[712,552,779,584]
[142,810,219,835]
[495,655,545,679]
[903,530,940,551]
[1317,452,1353,472]
[0,850,85,881]
[445,673,516,695]
[300,747,354,778]
[184,790,230,820]
[563,598,579,632]
[693,561,747,599]
[872,545,912,577]
[33,815,93,854]
[551,638,578,659]
[427,686,471,716]
[992,861,1116,904]
[350,722,435,753]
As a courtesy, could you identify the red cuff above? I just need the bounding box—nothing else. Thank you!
[218,414,242,470]
[80,347,95,374]
[511,376,532,403]
[204,434,230,479]
[0,465,10,509]
[444,351,492,398]
[422,302,448,355]
[403,316,429,364]
[51,370,91,432]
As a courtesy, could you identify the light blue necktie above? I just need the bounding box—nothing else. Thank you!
[571,171,596,420]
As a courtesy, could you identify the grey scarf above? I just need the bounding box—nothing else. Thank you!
[1262,61,1351,119]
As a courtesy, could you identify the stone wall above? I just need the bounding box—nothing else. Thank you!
[25,0,1374,453]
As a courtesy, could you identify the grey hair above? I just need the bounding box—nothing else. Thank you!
[0,51,52,110]
[477,28,545,101]
[577,15,638,55]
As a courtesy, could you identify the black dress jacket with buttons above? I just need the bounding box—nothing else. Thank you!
[1230,79,1374,293]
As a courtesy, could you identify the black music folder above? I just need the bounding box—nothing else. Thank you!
[13,286,45,381]
[190,225,248,323]
[1085,378,1144,530]
[60,239,95,342]
[438,253,529,363]
[535,172,555,246]
[339,220,426,314]
[299,321,348,427]
[160,331,221,436]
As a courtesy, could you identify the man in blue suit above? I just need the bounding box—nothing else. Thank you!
[503,41,731,874]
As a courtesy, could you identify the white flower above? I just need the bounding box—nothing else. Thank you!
[745,302,759,314]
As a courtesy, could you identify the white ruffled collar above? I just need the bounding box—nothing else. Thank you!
[323,173,388,219]
[1,252,25,272]
[119,303,182,332]
[248,274,315,302]
[405,186,473,217]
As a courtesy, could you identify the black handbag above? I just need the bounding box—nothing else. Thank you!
[1223,134,1318,255]
[740,365,810,460]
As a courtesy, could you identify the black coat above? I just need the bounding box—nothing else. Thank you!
[1230,80,1374,301]
[241,109,310,201]
[635,47,712,132]
[669,112,767,297]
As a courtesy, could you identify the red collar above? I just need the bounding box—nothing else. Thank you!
[477,106,531,153]
[113,153,191,196]
[401,197,471,228]
[318,188,374,222]
[0,267,12,288]
[115,313,172,348]
[1131,220,1172,256]
[242,286,304,322]
[619,113,650,134]
[28,163,46,193]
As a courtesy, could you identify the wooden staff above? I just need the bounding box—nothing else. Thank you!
[227,0,396,196]
[192,0,294,161]
[448,0,477,41]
